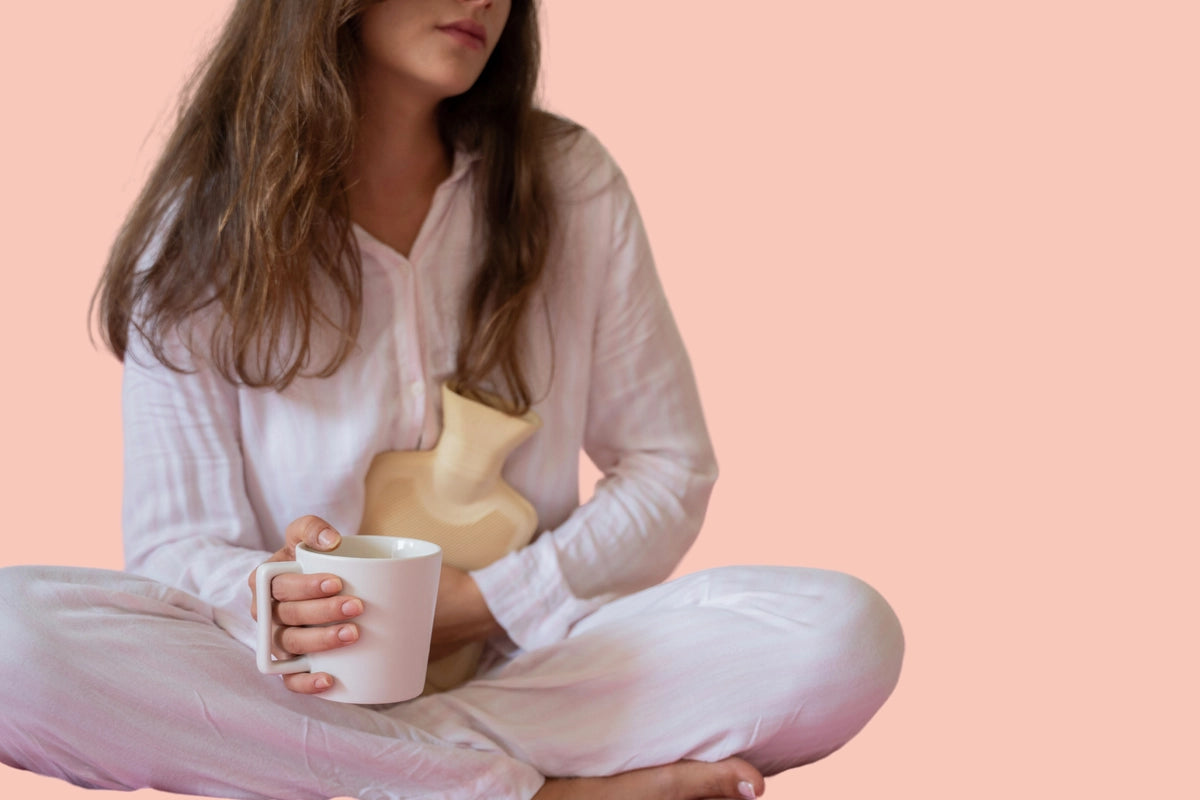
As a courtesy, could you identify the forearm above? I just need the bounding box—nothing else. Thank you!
[472,445,717,651]
[127,536,268,612]
[121,314,271,642]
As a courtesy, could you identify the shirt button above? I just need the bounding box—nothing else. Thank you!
[409,380,425,398]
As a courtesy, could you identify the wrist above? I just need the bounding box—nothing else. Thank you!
[461,572,502,639]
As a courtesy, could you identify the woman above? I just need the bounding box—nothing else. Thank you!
[0,1,903,798]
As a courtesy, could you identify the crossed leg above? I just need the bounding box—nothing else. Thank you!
[398,565,904,780]
[0,564,902,800]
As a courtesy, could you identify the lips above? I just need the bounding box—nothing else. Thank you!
[438,19,487,47]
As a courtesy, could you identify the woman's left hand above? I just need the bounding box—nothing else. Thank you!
[429,564,502,661]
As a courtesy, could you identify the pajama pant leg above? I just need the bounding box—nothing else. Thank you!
[395,565,905,778]
[0,565,544,800]
[0,564,903,799]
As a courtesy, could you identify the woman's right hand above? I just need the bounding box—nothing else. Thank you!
[248,515,364,695]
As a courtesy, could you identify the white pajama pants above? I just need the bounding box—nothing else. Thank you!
[0,564,903,800]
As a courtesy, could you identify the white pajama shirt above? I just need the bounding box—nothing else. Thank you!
[0,130,904,800]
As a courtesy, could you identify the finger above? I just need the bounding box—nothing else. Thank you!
[279,623,359,655]
[283,515,341,554]
[250,566,332,618]
[282,672,335,695]
[277,595,363,626]
[270,573,345,603]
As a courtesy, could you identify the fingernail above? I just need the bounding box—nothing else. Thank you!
[337,625,357,642]
[314,675,331,690]
[321,579,340,594]
[738,781,757,800]
[317,528,337,548]
[341,599,361,616]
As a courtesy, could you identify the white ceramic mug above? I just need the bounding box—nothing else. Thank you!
[255,535,442,704]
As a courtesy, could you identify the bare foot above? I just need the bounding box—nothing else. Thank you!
[532,756,764,800]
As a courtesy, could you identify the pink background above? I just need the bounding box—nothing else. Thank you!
[2,1,1197,797]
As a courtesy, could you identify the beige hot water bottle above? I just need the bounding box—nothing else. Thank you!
[359,383,540,694]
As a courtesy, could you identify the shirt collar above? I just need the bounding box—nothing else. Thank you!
[448,148,482,184]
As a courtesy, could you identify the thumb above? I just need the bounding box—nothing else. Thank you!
[283,515,342,554]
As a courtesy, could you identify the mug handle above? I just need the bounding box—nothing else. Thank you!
[255,561,313,675]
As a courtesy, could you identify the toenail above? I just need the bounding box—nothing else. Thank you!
[738,780,757,799]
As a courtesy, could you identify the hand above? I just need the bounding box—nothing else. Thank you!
[428,564,502,661]
[248,515,364,694]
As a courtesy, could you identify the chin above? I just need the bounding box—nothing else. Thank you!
[427,77,485,103]
[441,80,479,99]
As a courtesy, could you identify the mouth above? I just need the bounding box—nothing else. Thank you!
[437,19,487,50]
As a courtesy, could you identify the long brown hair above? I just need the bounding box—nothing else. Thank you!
[93,0,572,414]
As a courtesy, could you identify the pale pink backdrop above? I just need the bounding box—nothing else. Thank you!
[1,2,1196,798]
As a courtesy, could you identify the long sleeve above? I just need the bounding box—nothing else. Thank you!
[121,324,269,643]
[471,166,718,651]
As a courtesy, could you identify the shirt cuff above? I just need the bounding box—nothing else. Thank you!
[470,533,611,652]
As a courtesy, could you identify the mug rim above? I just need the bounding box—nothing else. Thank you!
[296,535,442,560]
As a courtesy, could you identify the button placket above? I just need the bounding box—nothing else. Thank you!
[364,159,467,452]
[399,260,428,450]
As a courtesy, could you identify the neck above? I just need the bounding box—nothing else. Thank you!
[347,70,451,207]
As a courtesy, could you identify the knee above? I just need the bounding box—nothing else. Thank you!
[745,570,905,770]
[0,565,61,656]
[0,566,72,745]
[682,564,905,699]
[821,571,905,696]
[0,566,132,692]
[677,566,904,770]
[0,567,98,685]
[797,570,904,752]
